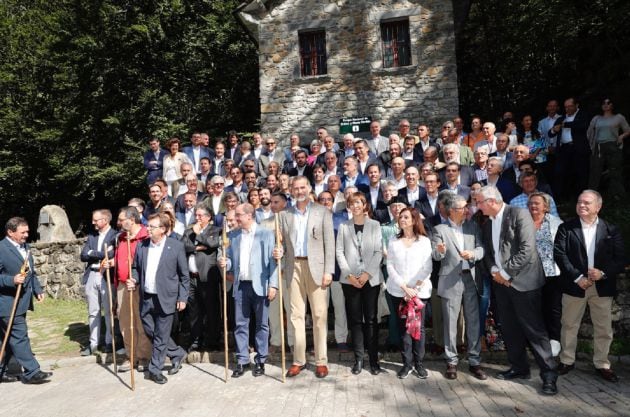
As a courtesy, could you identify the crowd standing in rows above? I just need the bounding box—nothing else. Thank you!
[1,97,627,395]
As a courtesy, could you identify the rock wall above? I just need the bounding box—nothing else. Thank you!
[31,239,85,300]
[254,0,459,142]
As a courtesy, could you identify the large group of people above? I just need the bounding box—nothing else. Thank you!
[1,97,627,396]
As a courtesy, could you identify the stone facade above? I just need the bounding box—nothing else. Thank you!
[31,239,85,300]
[238,0,459,143]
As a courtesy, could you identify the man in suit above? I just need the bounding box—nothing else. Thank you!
[79,209,117,355]
[128,213,189,384]
[144,137,168,185]
[413,124,440,162]
[548,97,590,201]
[219,203,278,377]
[257,136,286,177]
[431,195,486,380]
[286,150,313,181]
[415,172,441,220]
[181,205,221,352]
[442,129,474,166]
[341,156,369,193]
[366,121,389,156]
[398,165,426,208]
[440,162,471,200]
[365,163,385,212]
[486,157,519,203]
[202,175,227,219]
[174,175,206,213]
[276,176,335,378]
[553,190,626,382]
[210,141,228,177]
[0,217,52,384]
[183,132,211,174]
[175,192,197,230]
[226,130,241,165]
[353,139,378,176]
[489,133,514,172]
[475,185,558,395]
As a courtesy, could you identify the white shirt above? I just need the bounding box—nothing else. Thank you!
[238,224,257,281]
[369,185,380,208]
[538,114,560,142]
[385,236,433,299]
[427,193,438,214]
[185,208,194,226]
[474,137,497,154]
[7,237,27,260]
[386,174,407,190]
[293,203,311,257]
[212,194,222,215]
[407,186,420,207]
[581,217,599,270]
[313,182,326,197]
[254,146,263,159]
[490,204,510,280]
[145,237,166,294]
[192,146,201,171]
[561,111,577,144]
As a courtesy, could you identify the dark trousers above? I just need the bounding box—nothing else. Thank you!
[234,281,269,365]
[493,284,557,380]
[342,283,380,365]
[0,314,40,380]
[552,144,589,201]
[541,277,562,341]
[141,293,186,376]
[388,294,427,367]
[206,268,223,346]
[187,277,211,346]
[478,274,492,337]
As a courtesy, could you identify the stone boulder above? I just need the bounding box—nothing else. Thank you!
[37,205,76,242]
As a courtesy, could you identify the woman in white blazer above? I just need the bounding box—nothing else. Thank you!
[336,192,384,375]
[386,207,433,379]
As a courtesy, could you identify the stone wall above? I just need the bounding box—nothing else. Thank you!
[248,0,459,142]
[31,239,85,300]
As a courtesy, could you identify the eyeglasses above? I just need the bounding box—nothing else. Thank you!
[213,183,225,187]
[147,225,162,230]
[266,142,275,145]
[452,206,467,211]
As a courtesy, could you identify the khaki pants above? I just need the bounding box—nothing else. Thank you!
[269,276,294,347]
[117,286,152,362]
[431,292,465,346]
[560,285,613,369]
[290,259,328,366]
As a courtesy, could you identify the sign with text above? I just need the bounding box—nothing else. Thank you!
[339,116,372,134]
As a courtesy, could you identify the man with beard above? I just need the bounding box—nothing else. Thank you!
[255,188,273,223]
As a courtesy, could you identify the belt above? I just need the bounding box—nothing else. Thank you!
[190,272,200,279]
[295,256,308,260]
[89,267,101,272]
[560,142,573,146]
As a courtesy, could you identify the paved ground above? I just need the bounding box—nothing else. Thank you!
[1,354,629,417]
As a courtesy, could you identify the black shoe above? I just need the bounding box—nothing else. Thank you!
[22,371,52,385]
[369,363,386,375]
[101,344,113,354]
[596,368,619,383]
[557,363,575,375]
[188,341,200,353]
[147,372,167,384]
[1,374,19,383]
[253,363,265,377]
[351,359,363,375]
[414,363,428,379]
[397,365,413,379]
[168,356,184,375]
[496,369,531,380]
[542,378,558,395]
[232,363,250,378]
[80,346,93,356]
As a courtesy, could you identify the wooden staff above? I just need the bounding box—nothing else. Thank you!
[126,237,135,391]
[102,243,117,374]
[221,222,230,383]
[274,214,286,383]
[0,252,29,365]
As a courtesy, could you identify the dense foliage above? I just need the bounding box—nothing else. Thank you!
[0,0,258,231]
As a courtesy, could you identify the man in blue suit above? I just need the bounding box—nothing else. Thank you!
[143,138,168,185]
[0,217,52,384]
[219,203,278,378]
[128,213,189,384]
[183,132,211,174]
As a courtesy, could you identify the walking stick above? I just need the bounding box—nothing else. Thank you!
[274,214,286,383]
[126,237,135,391]
[0,252,29,365]
[102,243,117,374]
[221,222,230,383]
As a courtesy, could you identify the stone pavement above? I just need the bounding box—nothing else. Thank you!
[1,355,629,417]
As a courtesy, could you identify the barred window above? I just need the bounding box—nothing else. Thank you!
[381,20,411,68]
[299,30,327,76]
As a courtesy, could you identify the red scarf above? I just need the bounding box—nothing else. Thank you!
[398,297,425,340]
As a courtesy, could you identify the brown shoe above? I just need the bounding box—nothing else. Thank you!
[445,364,457,380]
[469,365,488,380]
[597,368,619,383]
[286,364,306,378]
[557,363,575,375]
[315,365,328,378]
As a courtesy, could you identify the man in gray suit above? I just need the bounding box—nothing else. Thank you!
[276,176,335,379]
[475,185,558,396]
[128,213,189,384]
[432,194,486,380]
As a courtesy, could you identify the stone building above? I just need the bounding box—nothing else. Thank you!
[236,0,460,143]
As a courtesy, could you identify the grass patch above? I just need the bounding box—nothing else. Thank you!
[27,298,88,358]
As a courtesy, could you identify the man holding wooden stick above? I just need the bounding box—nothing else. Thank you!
[0,217,52,384]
